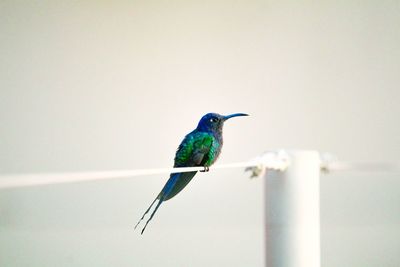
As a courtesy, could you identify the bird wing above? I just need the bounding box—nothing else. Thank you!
[174,131,214,167]
[162,132,214,201]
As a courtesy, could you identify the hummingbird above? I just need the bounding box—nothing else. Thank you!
[134,112,248,234]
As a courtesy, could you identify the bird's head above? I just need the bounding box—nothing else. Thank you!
[196,112,248,133]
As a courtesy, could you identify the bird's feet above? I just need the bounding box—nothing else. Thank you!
[200,166,210,172]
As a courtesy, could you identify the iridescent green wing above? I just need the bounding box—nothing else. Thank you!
[174,132,195,167]
[174,131,214,167]
[192,132,215,166]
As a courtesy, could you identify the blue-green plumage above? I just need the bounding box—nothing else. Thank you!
[134,112,248,234]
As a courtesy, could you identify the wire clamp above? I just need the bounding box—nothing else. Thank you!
[245,150,290,178]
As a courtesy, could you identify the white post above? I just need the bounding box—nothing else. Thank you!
[265,150,321,267]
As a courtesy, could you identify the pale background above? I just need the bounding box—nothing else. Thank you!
[0,1,399,266]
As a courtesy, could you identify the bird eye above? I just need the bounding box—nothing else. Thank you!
[210,118,218,123]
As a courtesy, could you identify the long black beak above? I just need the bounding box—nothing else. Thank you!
[223,113,249,121]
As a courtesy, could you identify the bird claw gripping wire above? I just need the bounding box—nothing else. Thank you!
[200,166,210,172]
[245,150,290,178]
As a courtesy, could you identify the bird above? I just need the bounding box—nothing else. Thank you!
[134,112,248,234]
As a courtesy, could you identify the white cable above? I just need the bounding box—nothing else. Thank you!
[0,156,290,189]
[1,151,399,189]
[0,164,236,189]
[0,152,291,189]
[322,161,400,174]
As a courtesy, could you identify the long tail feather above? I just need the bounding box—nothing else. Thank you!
[140,197,164,234]
[134,197,158,230]
[135,173,183,233]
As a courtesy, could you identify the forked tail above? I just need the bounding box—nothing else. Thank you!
[134,173,181,234]
[134,195,165,235]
